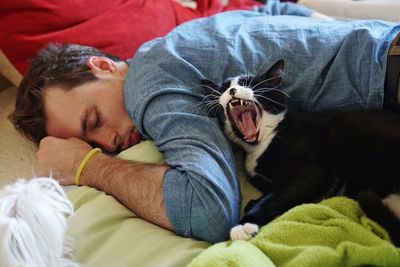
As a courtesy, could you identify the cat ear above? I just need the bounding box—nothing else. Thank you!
[261,59,284,88]
[201,79,218,93]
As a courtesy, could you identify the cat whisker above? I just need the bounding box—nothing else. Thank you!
[203,102,223,116]
[193,97,215,110]
[244,72,252,88]
[250,74,283,92]
[249,58,272,86]
[190,103,209,115]
[254,94,288,108]
[253,87,290,98]
[195,97,222,116]
[189,93,217,113]
[199,84,222,96]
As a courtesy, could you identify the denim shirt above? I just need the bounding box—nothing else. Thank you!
[124,5,399,243]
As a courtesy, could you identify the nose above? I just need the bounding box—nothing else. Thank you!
[90,129,118,152]
[230,88,236,96]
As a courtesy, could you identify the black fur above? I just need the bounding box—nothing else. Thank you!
[202,60,400,246]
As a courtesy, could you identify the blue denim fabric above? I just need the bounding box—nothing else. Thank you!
[124,8,400,243]
[254,0,313,17]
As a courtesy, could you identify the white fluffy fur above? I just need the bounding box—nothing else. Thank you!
[0,178,78,267]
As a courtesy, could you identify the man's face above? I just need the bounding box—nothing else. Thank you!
[43,78,140,153]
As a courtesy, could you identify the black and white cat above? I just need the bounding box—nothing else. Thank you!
[202,60,400,245]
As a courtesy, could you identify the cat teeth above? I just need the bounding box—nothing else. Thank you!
[230,99,251,106]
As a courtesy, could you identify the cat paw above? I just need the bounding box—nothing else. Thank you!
[230,223,259,241]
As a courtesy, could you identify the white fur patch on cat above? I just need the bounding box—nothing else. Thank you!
[245,111,285,177]
[230,223,259,241]
[383,194,400,220]
[218,78,253,107]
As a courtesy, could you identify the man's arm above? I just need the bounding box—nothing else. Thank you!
[37,136,173,230]
[82,153,172,230]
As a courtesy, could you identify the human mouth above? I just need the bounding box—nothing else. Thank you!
[129,129,141,147]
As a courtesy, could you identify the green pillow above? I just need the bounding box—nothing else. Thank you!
[66,140,261,267]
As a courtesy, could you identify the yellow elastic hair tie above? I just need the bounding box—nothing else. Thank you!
[74,147,102,186]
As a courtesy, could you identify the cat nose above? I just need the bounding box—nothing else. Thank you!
[230,88,237,96]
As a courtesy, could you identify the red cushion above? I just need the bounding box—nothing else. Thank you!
[0,0,261,74]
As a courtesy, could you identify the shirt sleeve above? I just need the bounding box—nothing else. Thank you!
[124,35,243,241]
[138,90,241,243]
[254,0,313,17]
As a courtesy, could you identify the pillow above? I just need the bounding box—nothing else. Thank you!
[0,0,189,75]
[65,141,208,267]
[65,140,262,266]
[0,0,261,75]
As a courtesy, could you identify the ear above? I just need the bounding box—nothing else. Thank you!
[87,56,118,79]
[260,59,284,88]
[201,79,219,93]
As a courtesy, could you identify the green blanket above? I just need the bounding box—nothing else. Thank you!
[188,197,400,267]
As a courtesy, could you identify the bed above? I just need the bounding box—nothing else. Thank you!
[298,0,400,21]
[1,1,400,266]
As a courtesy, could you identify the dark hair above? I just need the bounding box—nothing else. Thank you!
[8,43,123,144]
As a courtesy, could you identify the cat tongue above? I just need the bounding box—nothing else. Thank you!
[241,111,257,141]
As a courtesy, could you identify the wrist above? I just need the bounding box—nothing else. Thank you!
[78,149,107,187]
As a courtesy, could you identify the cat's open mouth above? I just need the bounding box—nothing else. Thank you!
[227,98,262,143]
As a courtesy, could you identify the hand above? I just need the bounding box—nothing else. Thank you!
[37,137,93,185]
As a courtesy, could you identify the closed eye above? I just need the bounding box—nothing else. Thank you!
[95,110,102,129]
[85,107,102,133]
